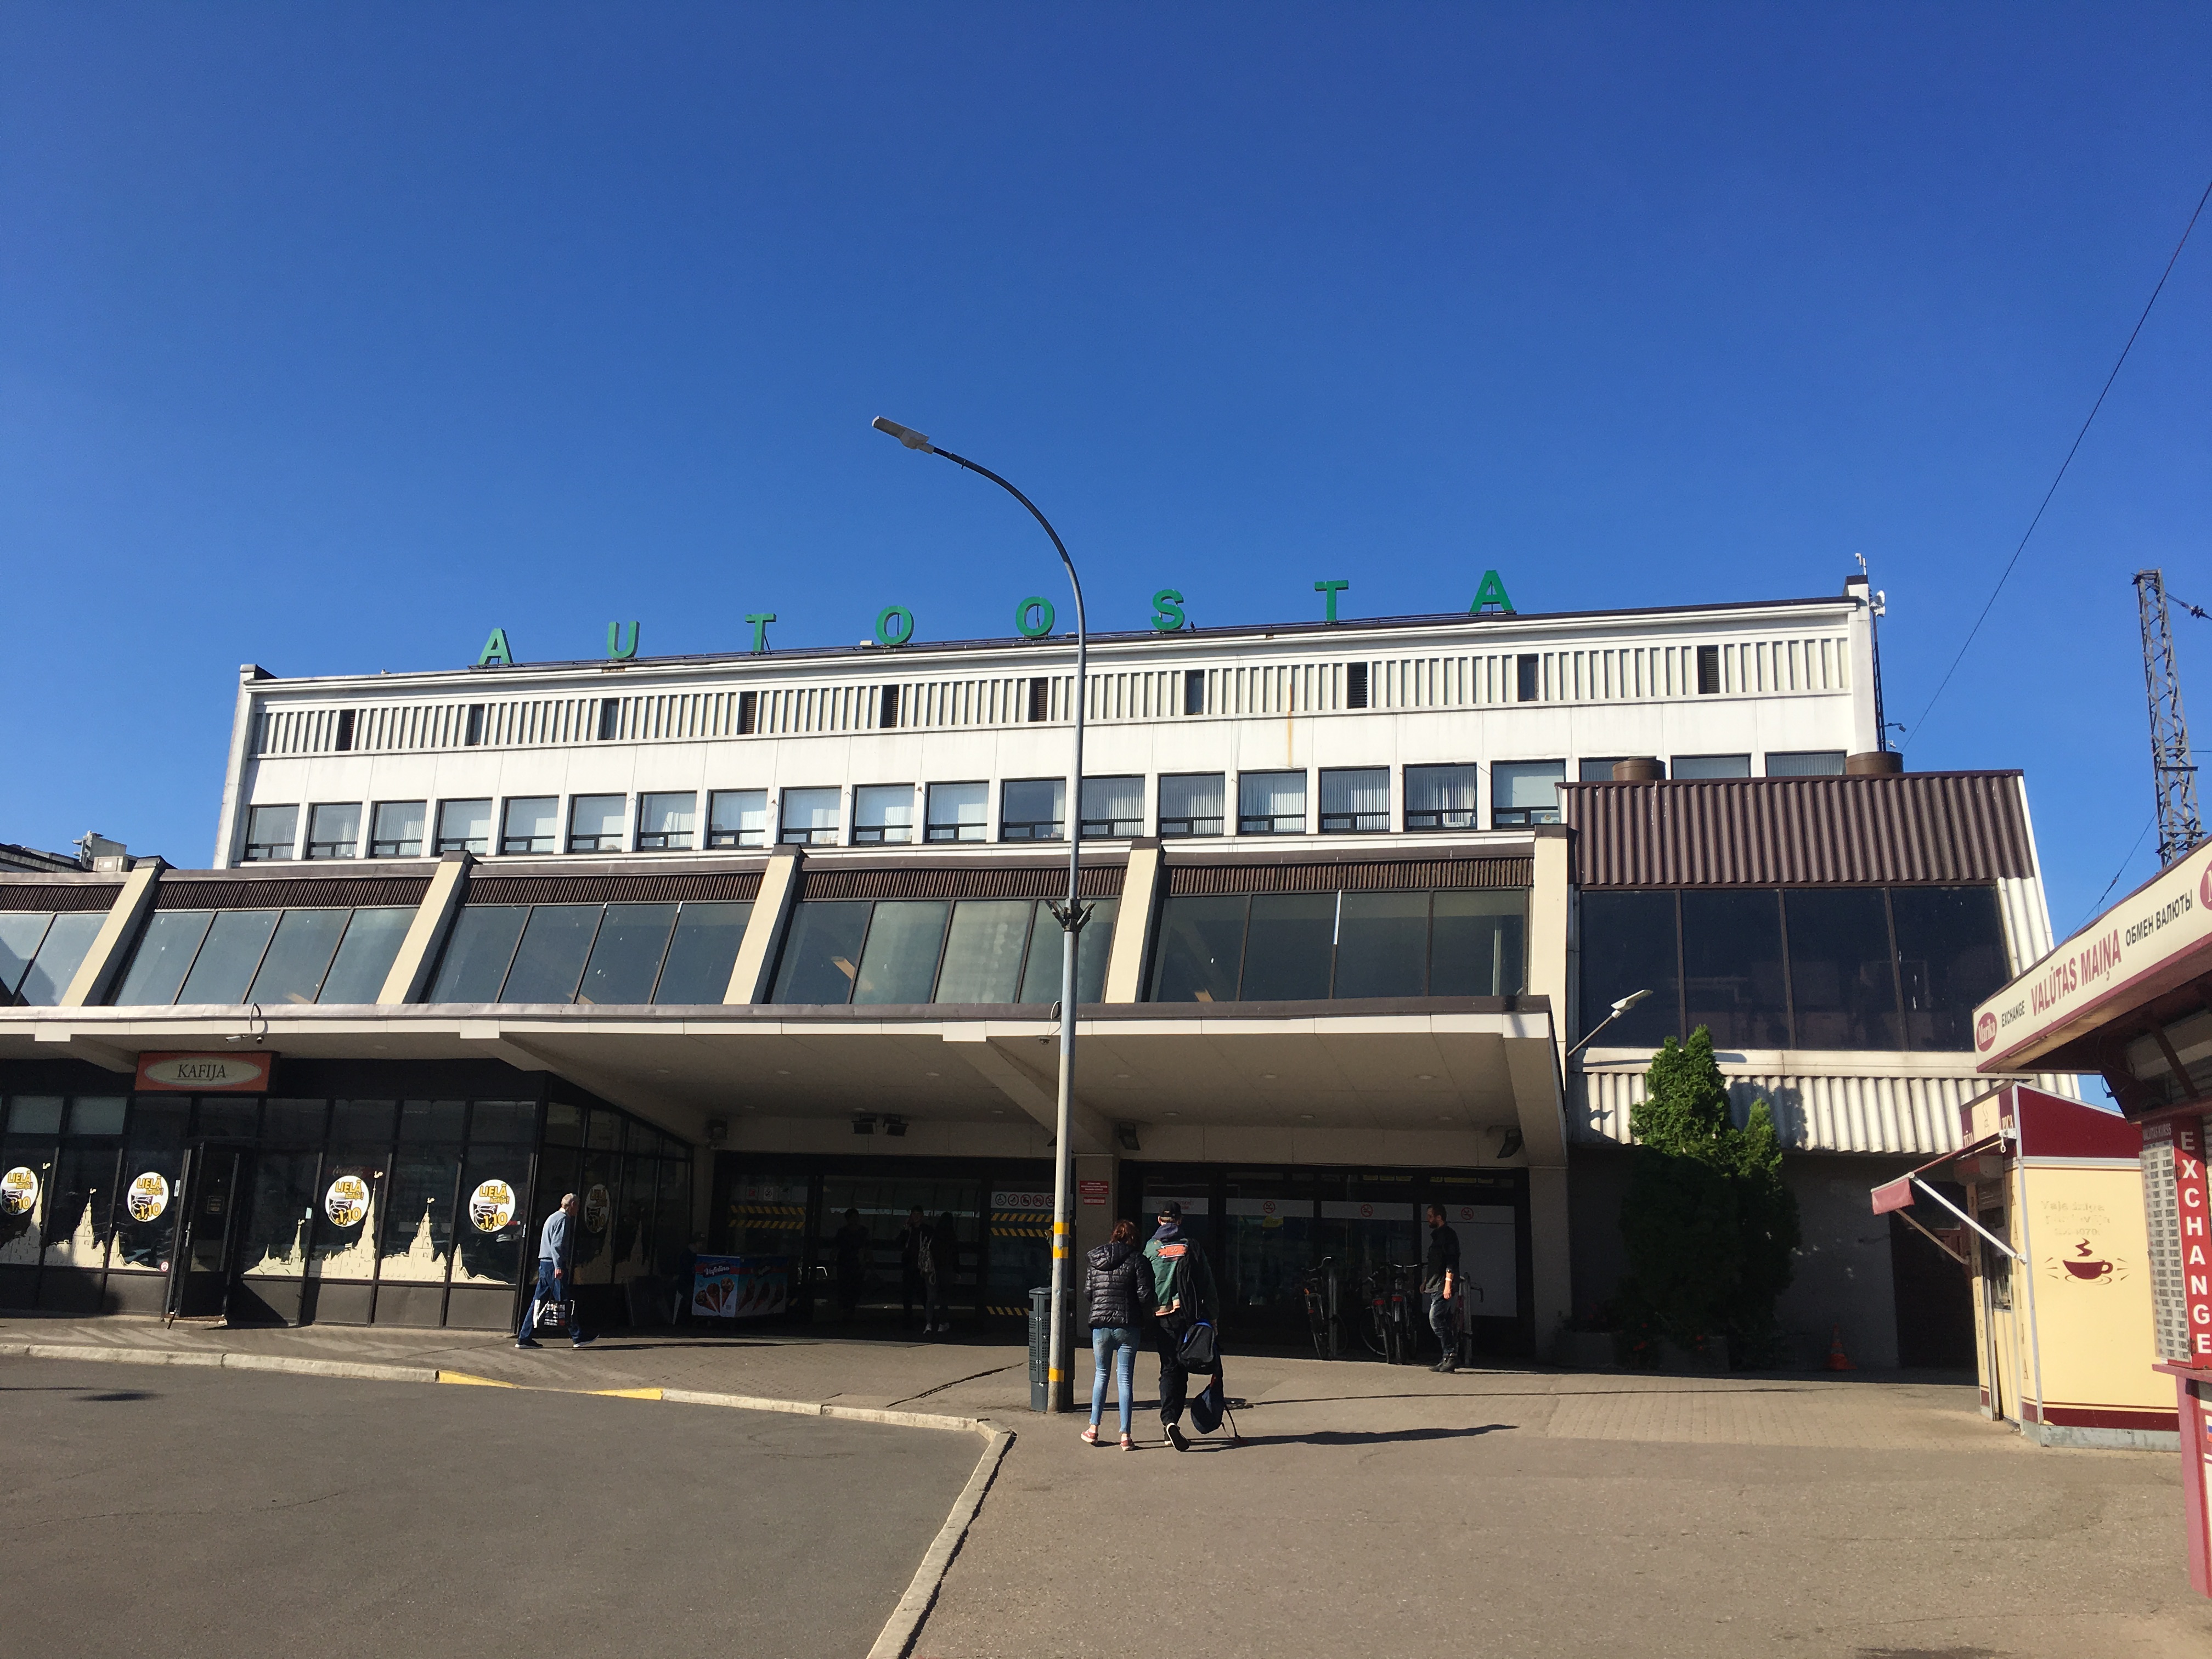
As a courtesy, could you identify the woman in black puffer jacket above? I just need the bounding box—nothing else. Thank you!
[1084,1219,1154,1449]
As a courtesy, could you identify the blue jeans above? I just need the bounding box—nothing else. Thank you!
[1090,1325,1139,1434]
[520,1260,578,1342]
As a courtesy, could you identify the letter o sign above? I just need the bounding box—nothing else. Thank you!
[1015,596,1056,638]
[875,605,915,647]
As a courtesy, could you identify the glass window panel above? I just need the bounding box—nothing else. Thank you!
[925,781,989,843]
[572,1153,617,1283]
[1079,776,1144,837]
[854,785,916,844]
[636,792,697,851]
[469,1100,537,1144]
[378,1147,460,1282]
[246,909,351,1006]
[1891,886,2010,1052]
[0,1142,52,1267]
[501,905,603,1002]
[238,1153,320,1277]
[1681,889,1790,1048]
[16,912,103,1007]
[111,911,215,1006]
[333,1099,397,1143]
[500,797,559,855]
[544,1101,584,1146]
[1149,895,1246,1002]
[1001,778,1065,840]
[707,788,768,848]
[770,901,871,1003]
[1018,898,1118,1005]
[311,1152,383,1279]
[585,1109,622,1149]
[454,1143,531,1286]
[8,1096,63,1134]
[69,1096,127,1135]
[853,901,951,1005]
[577,903,678,1005]
[1492,761,1565,825]
[0,912,52,1000]
[1671,754,1752,780]
[370,800,427,857]
[262,1099,327,1148]
[177,910,279,1005]
[1334,891,1429,998]
[426,906,528,1002]
[778,787,842,845]
[306,802,362,859]
[42,1142,117,1270]
[242,803,299,861]
[1238,771,1307,834]
[1578,759,1624,782]
[934,900,1034,1004]
[195,1098,258,1139]
[1159,773,1225,837]
[1240,894,1336,1000]
[1319,768,1389,833]
[400,1099,466,1142]
[319,907,414,1003]
[653,901,753,1004]
[1578,891,1679,1047]
[1404,765,1479,829]
[653,1158,690,1276]
[1766,751,1847,777]
[611,1156,656,1283]
[1783,888,1901,1050]
[568,794,627,853]
[111,1099,188,1272]
[437,798,493,855]
[1432,890,1528,997]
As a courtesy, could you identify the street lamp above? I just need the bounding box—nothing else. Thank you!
[1564,988,1652,1060]
[873,416,1089,1413]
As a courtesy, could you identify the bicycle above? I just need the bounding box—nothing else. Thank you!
[1300,1256,1340,1361]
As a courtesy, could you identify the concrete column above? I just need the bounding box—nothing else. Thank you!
[212,664,272,870]
[726,845,803,1004]
[376,851,473,1005]
[59,858,166,1007]
[1528,825,1572,1048]
[1102,838,1162,1003]
[1844,574,1880,755]
[1524,823,1576,1355]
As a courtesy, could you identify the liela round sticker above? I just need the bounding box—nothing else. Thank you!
[126,1171,170,1223]
[324,1174,371,1228]
[1,1166,38,1217]
[583,1183,611,1233]
[469,1178,516,1233]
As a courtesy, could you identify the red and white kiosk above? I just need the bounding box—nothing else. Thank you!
[1972,845,2212,1596]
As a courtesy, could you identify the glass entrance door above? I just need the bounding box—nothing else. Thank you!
[167,1144,249,1321]
[813,1172,982,1331]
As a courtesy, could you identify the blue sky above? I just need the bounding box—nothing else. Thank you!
[3,4,2209,933]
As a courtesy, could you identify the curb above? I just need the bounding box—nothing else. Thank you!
[3,1342,437,1385]
[865,1423,1015,1659]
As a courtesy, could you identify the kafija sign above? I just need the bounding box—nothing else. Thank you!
[135,1052,272,1093]
[1974,845,2212,1069]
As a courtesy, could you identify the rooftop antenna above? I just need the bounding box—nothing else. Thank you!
[1854,555,1893,752]
[2135,568,2203,867]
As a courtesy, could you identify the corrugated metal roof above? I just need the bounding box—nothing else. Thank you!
[156,875,432,911]
[1561,772,2034,887]
[466,871,761,906]
[799,865,1122,901]
[0,878,123,913]
[1164,857,1530,895]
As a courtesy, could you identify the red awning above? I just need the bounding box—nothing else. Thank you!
[1868,1132,2004,1215]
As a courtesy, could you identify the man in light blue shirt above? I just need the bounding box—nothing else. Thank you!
[516,1192,594,1350]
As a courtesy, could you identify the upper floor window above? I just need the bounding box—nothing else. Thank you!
[306,803,361,860]
[1079,776,1144,839]
[1148,888,1526,1002]
[637,792,697,852]
[1238,771,1306,835]
[111,905,416,1007]
[1159,774,1224,838]
[707,789,766,848]
[500,797,557,856]
[242,804,300,862]
[1696,644,1721,695]
[0,911,106,1007]
[854,785,916,845]
[1516,654,1541,702]
[1491,761,1564,827]
[779,787,841,847]
[437,799,492,855]
[1578,759,1624,782]
[568,795,627,854]
[426,900,753,1006]
[1671,754,1751,780]
[1002,778,1065,841]
[1319,768,1387,833]
[371,802,426,858]
[1404,765,1479,831]
[926,782,989,843]
[770,896,1118,1007]
[1767,751,1846,777]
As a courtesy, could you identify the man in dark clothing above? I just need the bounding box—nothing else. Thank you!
[1144,1200,1216,1451]
[833,1207,870,1321]
[1423,1203,1461,1373]
[516,1192,594,1350]
[897,1207,927,1329]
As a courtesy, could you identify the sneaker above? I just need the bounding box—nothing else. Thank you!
[1166,1423,1189,1453]
[515,1337,541,1349]
[571,1333,596,1348]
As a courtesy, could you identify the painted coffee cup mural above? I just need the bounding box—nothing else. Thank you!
[2045,1237,2127,1285]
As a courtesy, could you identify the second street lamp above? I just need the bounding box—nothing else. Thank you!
[872,415,1088,1414]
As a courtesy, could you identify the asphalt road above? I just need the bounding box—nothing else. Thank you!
[3,1357,982,1659]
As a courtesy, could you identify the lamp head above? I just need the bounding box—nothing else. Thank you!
[872,416,934,452]
[1610,988,1653,1017]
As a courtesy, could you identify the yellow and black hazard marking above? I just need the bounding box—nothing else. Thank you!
[991,1211,1049,1238]
[732,1203,805,1232]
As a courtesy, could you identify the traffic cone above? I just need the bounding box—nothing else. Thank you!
[1824,1325,1854,1372]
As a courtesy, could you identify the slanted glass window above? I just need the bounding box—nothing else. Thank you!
[1240,895,1335,999]
[770,900,871,1002]
[1319,768,1388,833]
[1491,761,1564,827]
[769,896,1117,1006]
[1405,765,1479,830]
[780,787,842,847]
[500,797,558,855]
[1002,778,1065,841]
[577,904,678,1004]
[1767,751,1846,777]
[926,782,988,843]
[1149,896,1248,1002]
[1017,898,1119,1005]
[437,799,493,855]
[319,907,414,1003]
[245,909,351,1005]
[15,912,101,1006]
[1672,754,1752,780]
[304,803,361,859]
[933,899,1034,1003]
[242,804,299,862]
[371,801,427,857]
[112,912,215,1005]
[426,906,528,1002]
[651,901,752,1003]
[1158,774,1223,838]
[854,785,916,845]
[852,900,951,1004]
[1431,890,1527,996]
[1238,771,1306,835]
[1784,888,1901,1050]
[1577,891,1680,1048]
[1,912,53,1001]
[1892,886,2010,1052]
[636,793,697,851]
[500,905,603,1001]
[178,911,280,1003]
[1681,889,1789,1047]
[707,789,767,848]
[568,794,627,854]
[1080,776,1144,838]
[1333,892,1429,998]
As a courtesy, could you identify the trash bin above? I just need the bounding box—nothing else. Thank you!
[1028,1285,1053,1413]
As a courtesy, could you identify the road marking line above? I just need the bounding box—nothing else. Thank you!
[590,1386,665,1400]
[436,1372,522,1389]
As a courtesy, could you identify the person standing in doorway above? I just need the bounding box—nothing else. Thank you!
[516,1192,594,1350]
[834,1207,870,1322]
[1144,1200,1215,1452]
[922,1212,958,1336]
[898,1207,928,1329]
[1423,1203,1460,1374]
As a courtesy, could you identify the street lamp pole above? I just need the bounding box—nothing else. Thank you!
[873,417,1088,1413]
[1564,988,1654,1060]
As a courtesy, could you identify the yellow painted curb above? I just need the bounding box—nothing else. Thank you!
[590,1386,665,1400]
[436,1370,522,1388]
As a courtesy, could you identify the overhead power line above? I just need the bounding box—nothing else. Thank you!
[1901,171,2212,749]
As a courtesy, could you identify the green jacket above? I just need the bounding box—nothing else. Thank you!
[1143,1229,1214,1319]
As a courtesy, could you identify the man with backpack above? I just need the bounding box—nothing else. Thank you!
[1144,1200,1216,1452]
